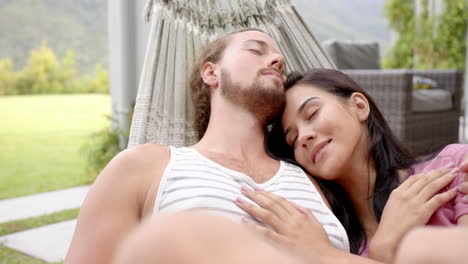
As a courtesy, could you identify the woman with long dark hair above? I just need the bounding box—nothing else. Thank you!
[236,69,468,263]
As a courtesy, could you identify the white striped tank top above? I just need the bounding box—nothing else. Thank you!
[153,147,350,252]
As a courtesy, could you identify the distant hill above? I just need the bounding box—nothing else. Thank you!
[0,0,390,74]
[0,0,107,74]
[295,0,391,50]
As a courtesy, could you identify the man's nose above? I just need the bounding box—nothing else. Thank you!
[269,53,285,74]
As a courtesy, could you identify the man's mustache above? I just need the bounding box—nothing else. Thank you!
[258,68,285,84]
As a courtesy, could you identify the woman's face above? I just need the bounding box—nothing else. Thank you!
[281,84,370,181]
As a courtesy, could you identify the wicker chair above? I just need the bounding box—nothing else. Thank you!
[343,69,463,156]
[322,40,463,155]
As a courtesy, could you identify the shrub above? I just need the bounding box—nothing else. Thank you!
[81,115,127,181]
[75,64,109,94]
[81,111,131,181]
[0,42,109,95]
[0,58,17,96]
[20,42,61,94]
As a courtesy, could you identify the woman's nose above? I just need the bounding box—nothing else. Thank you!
[298,131,316,148]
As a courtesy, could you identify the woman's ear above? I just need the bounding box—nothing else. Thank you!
[201,62,218,89]
[349,92,370,122]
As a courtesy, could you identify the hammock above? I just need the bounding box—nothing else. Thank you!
[128,0,335,148]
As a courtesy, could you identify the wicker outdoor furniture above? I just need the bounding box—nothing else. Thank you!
[321,40,463,156]
[343,69,463,156]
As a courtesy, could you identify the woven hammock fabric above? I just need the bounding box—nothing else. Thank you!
[128,0,336,148]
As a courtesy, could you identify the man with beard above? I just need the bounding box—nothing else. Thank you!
[65,28,352,264]
[66,28,468,264]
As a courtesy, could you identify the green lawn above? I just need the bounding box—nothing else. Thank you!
[0,208,80,237]
[0,244,49,264]
[0,94,110,199]
[0,208,78,264]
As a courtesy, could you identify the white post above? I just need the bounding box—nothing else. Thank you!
[463,25,468,142]
[108,0,150,149]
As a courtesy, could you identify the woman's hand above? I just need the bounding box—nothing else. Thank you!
[235,186,331,262]
[369,164,459,263]
[459,158,468,203]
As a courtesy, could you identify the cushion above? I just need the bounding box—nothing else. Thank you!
[321,40,380,69]
[413,75,437,90]
[412,89,453,112]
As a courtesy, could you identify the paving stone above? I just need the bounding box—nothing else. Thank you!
[0,220,76,263]
[0,186,90,223]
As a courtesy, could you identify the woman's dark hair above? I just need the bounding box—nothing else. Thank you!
[265,69,417,254]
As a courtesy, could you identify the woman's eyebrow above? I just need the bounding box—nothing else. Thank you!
[297,97,319,114]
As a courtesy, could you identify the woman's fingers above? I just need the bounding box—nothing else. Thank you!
[289,201,308,215]
[459,158,468,173]
[289,201,316,220]
[241,218,291,248]
[417,168,458,201]
[425,187,458,213]
[460,172,468,204]
[235,197,283,232]
[460,157,468,203]
[406,164,453,194]
[240,186,297,218]
[259,189,302,216]
[236,188,308,234]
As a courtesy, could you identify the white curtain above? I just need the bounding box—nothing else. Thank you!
[128,0,336,148]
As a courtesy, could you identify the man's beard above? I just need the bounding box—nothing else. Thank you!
[220,69,285,127]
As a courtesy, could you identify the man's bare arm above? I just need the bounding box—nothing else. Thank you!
[65,144,170,264]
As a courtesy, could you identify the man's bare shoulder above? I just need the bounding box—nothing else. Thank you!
[119,143,170,163]
[109,144,170,171]
[94,143,171,190]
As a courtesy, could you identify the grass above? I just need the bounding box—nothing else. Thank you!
[0,244,63,264]
[0,208,78,264]
[0,94,110,199]
[0,208,79,264]
[0,244,49,264]
[0,208,80,237]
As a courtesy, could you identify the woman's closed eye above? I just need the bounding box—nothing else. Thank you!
[307,109,318,121]
[292,136,298,148]
[285,132,295,149]
[288,109,319,148]
[286,133,298,149]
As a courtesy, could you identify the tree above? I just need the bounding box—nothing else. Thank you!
[435,0,468,70]
[382,0,415,68]
[0,58,16,95]
[0,42,109,95]
[59,50,78,93]
[19,41,60,94]
[383,0,468,70]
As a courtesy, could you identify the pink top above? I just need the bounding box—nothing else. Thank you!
[360,144,468,256]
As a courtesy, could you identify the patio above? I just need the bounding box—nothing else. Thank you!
[0,0,467,263]
[1,114,467,263]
